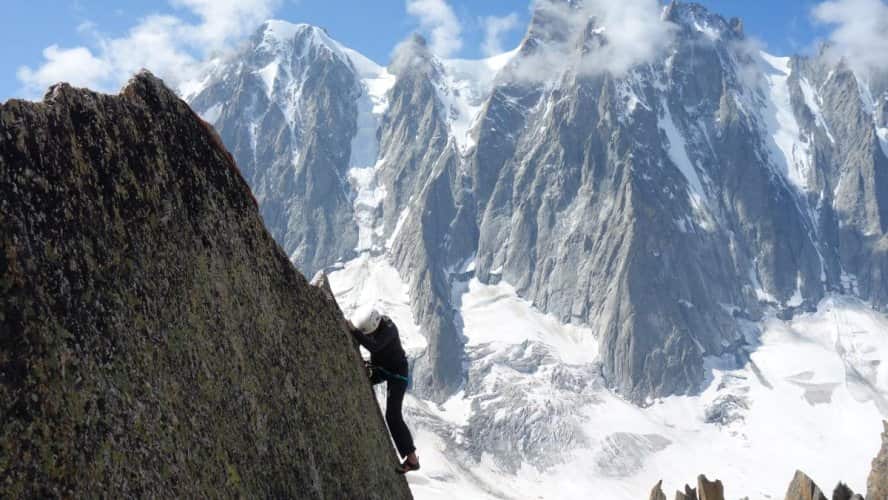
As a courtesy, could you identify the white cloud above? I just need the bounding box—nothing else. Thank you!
[16,45,112,93]
[482,13,520,57]
[106,16,201,89]
[406,0,463,57]
[389,35,435,76]
[170,0,280,49]
[812,0,888,74]
[580,0,675,76]
[510,0,675,81]
[16,0,281,98]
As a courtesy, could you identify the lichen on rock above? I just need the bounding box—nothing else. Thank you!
[0,71,411,499]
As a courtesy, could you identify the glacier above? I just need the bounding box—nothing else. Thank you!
[331,256,887,499]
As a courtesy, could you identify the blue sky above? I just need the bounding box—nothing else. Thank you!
[0,0,860,100]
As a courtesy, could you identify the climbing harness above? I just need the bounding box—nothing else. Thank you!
[364,361,411,387]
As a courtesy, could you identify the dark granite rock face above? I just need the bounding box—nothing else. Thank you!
[0,73,411,499]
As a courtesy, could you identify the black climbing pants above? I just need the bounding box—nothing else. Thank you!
[371,368,415,457]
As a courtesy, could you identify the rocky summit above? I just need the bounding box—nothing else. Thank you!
[0,72,411,499]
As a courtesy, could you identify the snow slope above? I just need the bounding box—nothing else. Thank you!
[435,49,518,153]
[658,96,711,217]
[329,255,427,353]
[879,126,888,159]
[340,36,396,253]
[332,257,888,500]
[457,278,598,365]
[759,52,814,194]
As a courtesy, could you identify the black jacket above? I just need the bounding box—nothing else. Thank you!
[350,316,407,375]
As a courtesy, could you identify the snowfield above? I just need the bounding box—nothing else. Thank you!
[330,256,888,500]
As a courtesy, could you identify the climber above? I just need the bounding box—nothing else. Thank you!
[348,307,420,474]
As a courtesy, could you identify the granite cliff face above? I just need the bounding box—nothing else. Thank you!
[187,1,888,404]
[0,72,412,499]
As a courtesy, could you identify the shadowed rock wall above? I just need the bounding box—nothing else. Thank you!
[0,72,412,499]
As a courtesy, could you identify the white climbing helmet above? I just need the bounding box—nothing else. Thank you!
[352,306,382,334]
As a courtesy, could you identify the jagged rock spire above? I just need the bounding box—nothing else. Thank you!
[785,470,828,500]
[650,480,667,500]
[831,482,863,500]
[654,475,725,500]
[675,484,697,500]
[869,421,888,500]
[697,475,725,500]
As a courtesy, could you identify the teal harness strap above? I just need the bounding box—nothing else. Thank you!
[372,366,410,385]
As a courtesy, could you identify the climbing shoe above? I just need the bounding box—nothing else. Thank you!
[395,458,420,474]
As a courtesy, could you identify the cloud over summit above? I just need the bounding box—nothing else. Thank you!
[17,0,281,97]
[812,0,888,75]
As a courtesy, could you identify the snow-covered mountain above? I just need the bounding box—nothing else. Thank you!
[186,21,391,273]
[185,1,888,497]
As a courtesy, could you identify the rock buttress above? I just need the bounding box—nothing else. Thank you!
[0,72,412,499]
